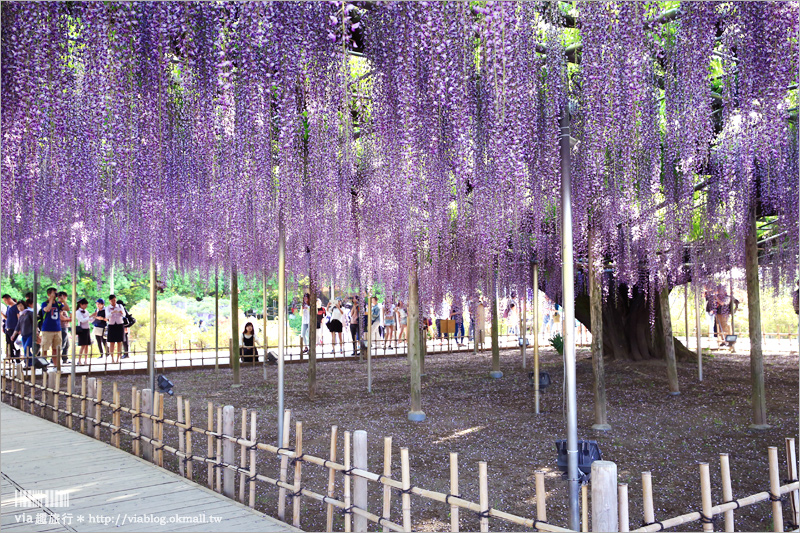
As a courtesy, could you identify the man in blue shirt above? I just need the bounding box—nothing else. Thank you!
[40,287,63,369]
[2,294,19,358]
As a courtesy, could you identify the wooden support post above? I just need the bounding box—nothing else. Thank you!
[248,410,257,508]
[745,205,768,428]
[659,286,680,395]
[326,426,338,532]
[478,461,489,532]
[642,472,655,527]
[94,379,102,440]
[87,378,97,437]
[222,405,235,498]
[278,409,292,520]
[239,408,247,502]
[591,461,618,532]
[216,406,223,493]
[719,454,734,532]
[785,438,799,530]
[29,369,35,415]
[112,383,120,448]
[178,396,186,477]
[66,375,73,429]
[353,430,368,532]
[292,421,304,528]
[133,388,141,457]
[535,470,547,522]
[52,371,61,424]
[185,400,193,481]
[344,431,353,533]
[699,462,714,532]
[401,447,411,532]
[449,452,459,532]
[381,436,393,532]
[533,263,540,414]
[618,484,629,532]
[207,401,214,489]
[768,446,784,532]
[582,484,589,532]
[695,281,703,381]
[490,274,502,379]
[142,388,153,462]
[157,392,165,467]
[80,376,87,434]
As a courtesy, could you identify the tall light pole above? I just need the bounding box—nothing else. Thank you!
[560,104,580,531]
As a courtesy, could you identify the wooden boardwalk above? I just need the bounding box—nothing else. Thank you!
[0,404,299,533]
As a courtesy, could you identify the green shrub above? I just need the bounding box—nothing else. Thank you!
[550,333,564,355]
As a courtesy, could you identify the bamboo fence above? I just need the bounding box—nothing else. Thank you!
[1,364,798,532]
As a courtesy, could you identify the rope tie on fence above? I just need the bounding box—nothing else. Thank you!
[290,454,305,466]
[477,508,493,519]
[531,518,546,532]
[723,499,741,510]
[245,474,259,484]
[782,478,799,485]
[641,520,665,531]
[248,443,258,452]
[338,505,354,516]
[400,485,416,496]
[445,493,462,505]
[112,406,122,414]
[699,512,717,525]
[343,466,356,476]
[289,489,303,499]
[769,492,787,504]
[276,446,294,456]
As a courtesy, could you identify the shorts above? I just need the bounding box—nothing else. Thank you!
[107,324,124,343]
[400,317,407,326]
[41,331,61,353]
[327,319,343,333]
[77,328,92,346]
[384,319,395,327]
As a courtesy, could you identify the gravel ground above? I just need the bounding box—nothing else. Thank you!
[61,346,798,532]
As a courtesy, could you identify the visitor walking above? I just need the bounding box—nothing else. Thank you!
[119,300,134,359]
[396,301,408,348]
[327,299,344,355]
[11,298,35,367]
[58,291,71,364]
[91,299,108,358]
[383,300,396,350]
[40,288,64,369]
[316,298,326,348]
[714,285,738,347]
[450,301,465,346]
[301,293,310,354]
[507,302,518,336]
[349,296,361,356]
[75,299,93,365]
[2,294,19,359]
[105,294,126,363]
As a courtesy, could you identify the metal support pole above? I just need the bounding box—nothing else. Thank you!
[277,222,286,446]
[149,254,157,398]
[367,289,372,392]
[521,285,527,369]
[684,285,689,349]
[70,256,77,384]
[533,262,540,414]
[263,270,268,380]
[560,105,580,531]
[694,281,703,381]
[215,271,219,372]
[33,269,38,363]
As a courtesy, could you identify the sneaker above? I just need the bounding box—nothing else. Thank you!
[121,354,129,359]
[62,356,68,363]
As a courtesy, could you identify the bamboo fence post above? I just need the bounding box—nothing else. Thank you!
[450,452,459,532]
[719,454,734,532]
[248,411,257,508]
[353,430,368,532]
[535,471,547,522]
[80,375,87,434]
[29,366,34,415]
[141,388,153,462]
[278,409,292,520]
[66,374,73,429]
[185,400,193,481]
[383,437,393,533]
[768,446,784,532]
[293,421,304,528]
[400,446,411,532]
[785,438,799,529]
[133,389,141,457]
[158,392,165,467]
[239,408,247,503]
[95,379,102,440]
[699,462,714,532]
[16,364,23,409]
[41,371,48,418]
[478,461,489,533]
[581,483,589,532]
[52,371,61,424]
[87,377,97,437]
[642,472,655,527]
[618,484,629,532]
[207,401,214,489]
[326,426,338,532]
[216,405,223,493]
[591,461,617,532]
[343,431,353,533]
[178,396,185,477]
[112,384,120,448]
[222,405,235,498]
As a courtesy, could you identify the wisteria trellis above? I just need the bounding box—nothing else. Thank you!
[1,1,798,309]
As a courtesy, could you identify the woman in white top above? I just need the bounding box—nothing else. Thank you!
[105,294,127,363]
[396,301,408,348]
[301,293,310,354]
[326,299,344,355]
[75,298,93,365]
